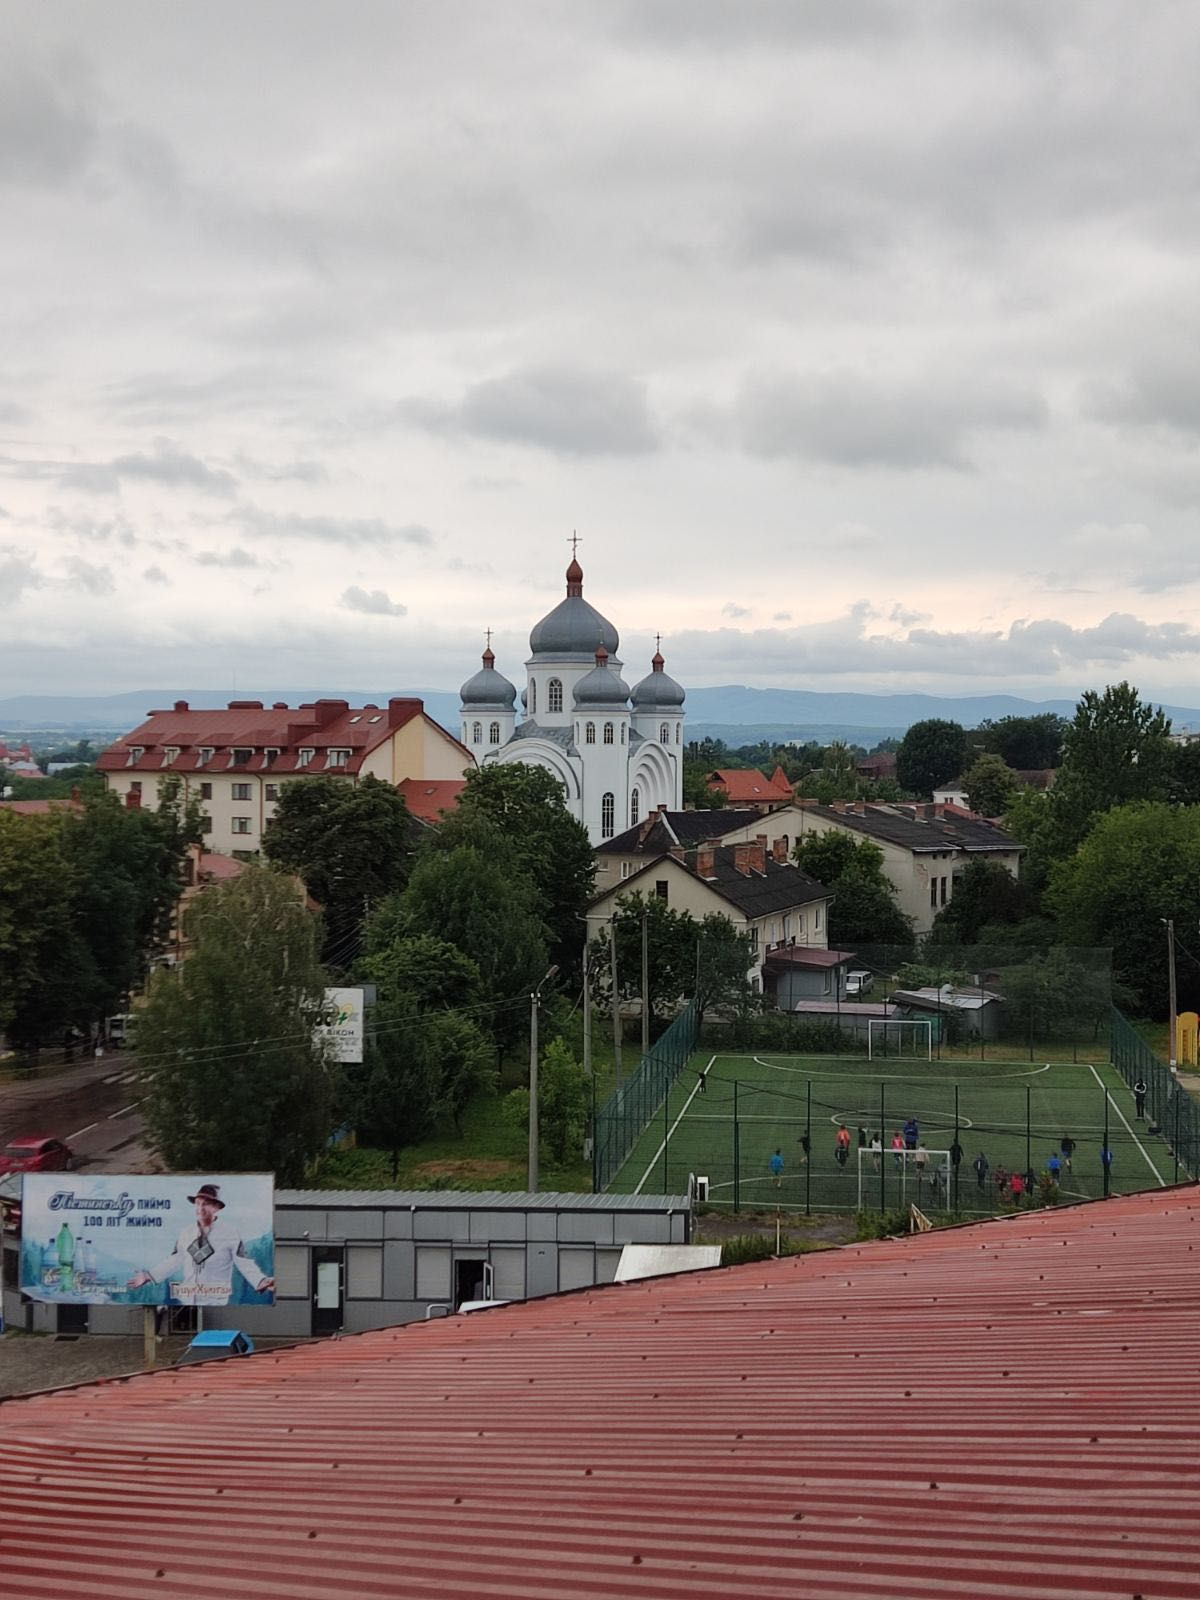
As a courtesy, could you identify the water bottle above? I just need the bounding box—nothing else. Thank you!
[56,1223,75,1294]
[41,1238,57,1288]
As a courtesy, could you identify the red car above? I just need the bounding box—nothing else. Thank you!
[0,1135,74,1175]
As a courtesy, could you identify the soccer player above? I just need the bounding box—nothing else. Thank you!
[973,1151,990,1190]
[798,1131,810,1164]
[1133,1078,1148,1119]
[1010,1170,1025,1205]
[1060,1134,1075,1172]
[1100,1144,1113,1195]
[891,1131,905,1169]
[949,1137,964,1171]
[769,1149,784,1189]
[903,1116,920,1151]
[914,1142,929,1186]
[869,1132,882,1171]
[1047,1151,1062,1185]
[835,1125,851,1168]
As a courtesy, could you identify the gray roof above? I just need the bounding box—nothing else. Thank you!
[598,808,763,855]
[529,595,619,659]
[801,802,1022,855]
[277,1189,688,1211]
[574,656,631,707]
[631,658,685,709]
[460,654,517,709]
[509,721,577,754]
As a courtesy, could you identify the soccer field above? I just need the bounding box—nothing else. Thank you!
[606,1050,1180,1214]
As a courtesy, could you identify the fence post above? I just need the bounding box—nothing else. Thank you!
[1174,1089,1180,1185]
[733,1078,740,1212]
[953,1084,960,1213]
[1026,1084,1032,1187]
[878,1079,886,1214]
[1103,1086,1111,1198]
[806,1078,812,1217]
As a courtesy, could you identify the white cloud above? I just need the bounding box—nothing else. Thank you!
[340,585,407,617]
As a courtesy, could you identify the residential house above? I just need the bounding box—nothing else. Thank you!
[586,838,831,992]
[395,777,469,825]
[97,697,473,856]
[594,807,766,893]
[707,766,793,811]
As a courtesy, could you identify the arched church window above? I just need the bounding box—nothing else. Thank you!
[489,721,500,745]
[461,724,468,743]
[585,722,596,745]
[529,679,537,714]
[601,792,615,838]
[603,722,614,745]
[472,721,482,744]
[660,723,669,744]
[548,677,563,713]
[675,724,681,744]
[631,787,640,826]
[621,724,626,743]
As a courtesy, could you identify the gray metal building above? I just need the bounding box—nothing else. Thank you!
[1,1185,691,1339]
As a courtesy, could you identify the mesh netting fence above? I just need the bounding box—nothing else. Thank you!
[592,999,698,1192]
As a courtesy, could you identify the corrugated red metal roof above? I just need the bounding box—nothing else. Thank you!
[5,1189,1200,1599]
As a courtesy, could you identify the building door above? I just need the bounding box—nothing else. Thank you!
[453,1257,492,1308]
[311,1246,344,1336]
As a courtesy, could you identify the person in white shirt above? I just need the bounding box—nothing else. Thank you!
[127,1183,274,1307]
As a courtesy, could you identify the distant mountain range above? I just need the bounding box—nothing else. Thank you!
[3,684,1200,744]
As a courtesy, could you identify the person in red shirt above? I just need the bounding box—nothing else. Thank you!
[835,1124,851,1168]
[1010,1170,1025,1204]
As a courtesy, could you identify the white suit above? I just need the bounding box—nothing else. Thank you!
[146,1215,269,1307]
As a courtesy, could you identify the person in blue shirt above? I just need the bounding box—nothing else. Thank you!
[769,1149,784,1189]
[1047,1151,1062,1185]
[903,1116,920,1151]
[1100,1144,1113,1196]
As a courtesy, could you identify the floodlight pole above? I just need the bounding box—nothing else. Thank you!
[806,1078,813,1217]
[733,1078,740,1211]
[1163,918,1178,1074]
[528,965,559,1194]
[642,906,650,1059]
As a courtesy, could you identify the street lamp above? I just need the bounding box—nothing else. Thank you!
[528,964,559,1193]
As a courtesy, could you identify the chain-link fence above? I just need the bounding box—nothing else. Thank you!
[592,1000,698,1192]
[1111,1008,1199,1182]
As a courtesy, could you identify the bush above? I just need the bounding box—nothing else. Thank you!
[720,1234,781,1266]
[854,1208,911,1239]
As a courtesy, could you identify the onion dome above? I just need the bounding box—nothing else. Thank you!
[529,558,619,658]
[460,645,517,709]
[573,645,631,708]
[632,647,685,710]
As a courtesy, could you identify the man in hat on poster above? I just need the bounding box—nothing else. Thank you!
[127,1183,274,1307]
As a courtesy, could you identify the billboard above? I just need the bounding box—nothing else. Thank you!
[20,1174,274,1308]
[318,985,365,1063]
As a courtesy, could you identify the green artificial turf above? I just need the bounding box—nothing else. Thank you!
[606,1050,1180,1215]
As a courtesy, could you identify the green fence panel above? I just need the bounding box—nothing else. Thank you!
[593,1000,698,1192]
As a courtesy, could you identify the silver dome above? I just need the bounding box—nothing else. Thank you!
[529,558,619,659]
[632,650,685,710]
[460,648,517,709]
[573,646,630,708]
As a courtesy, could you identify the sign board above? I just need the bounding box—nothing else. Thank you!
[20,1174,274,1308]
[317,985,365,1063]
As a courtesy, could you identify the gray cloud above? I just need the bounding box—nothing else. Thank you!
[403,367,660,457]
[237,505,434,548]
[63,557,115,596]
[735,369,1048,471]
[722,602,752,619]
[772,611,792,622]
[142,564,170,584]
[340,585,407,617]
[0,547,43,601]
[0,62,97,188]
[109,437,238,496]
[193,546,262,570]
[1083,354,1200,436]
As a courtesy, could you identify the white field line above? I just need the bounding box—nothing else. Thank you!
[634,1055,715,1195]
[1088,1063,1166,1187]
[749,1055,1052,1084]
[67,1121,98,1140]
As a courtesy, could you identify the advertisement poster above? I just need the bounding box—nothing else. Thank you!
[318,985,364,1063]
[20,1174,274,1308]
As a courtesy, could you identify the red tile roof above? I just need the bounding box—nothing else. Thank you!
[197,850,246,881]
[0,798,83,815]
[396,777,467,823]
[708,765,794,804]
[6,1188,1200,1598]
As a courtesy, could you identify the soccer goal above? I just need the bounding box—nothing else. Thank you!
[857,1145,951,1209]
[867,1019,933,1060]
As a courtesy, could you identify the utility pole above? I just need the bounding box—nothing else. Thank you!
[610,913,623,1083]
[528,965,558,1194]
[1166,917,1178,1074]
[641,905,650,1059]
[582,944,592,1081]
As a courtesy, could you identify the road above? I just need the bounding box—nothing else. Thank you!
[0,1053,155,1173]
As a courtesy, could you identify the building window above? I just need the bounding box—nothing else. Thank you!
[548,677,563,713]
[621,724,626,743]
[127,747,144,765]
[327,749,349,768]
[815,905,822,932]
[603,722,614,745]
[660,723,669,744]
[489,721,500,744]
[940,875,949,906]
[930,879,938,909]
[265,784,278,801]
[823,971,832,995]
[620,862,632,879]
[529,679,537,715]
[232,818,251,835]
[676,724,681,743]
[585,722,596,745]
[129,781,142,796]
[264,748,280,763]
[601,792,615,838]
[231,747,252,765]
[472,721,482,744]
[232,782,251,801]
[749,926,759,951]
[655,880,668,901]
[200,782,212,800]
[200,815,212,834]
[630,787,640,825]
[298,748,314,767]
[162,747,179,766]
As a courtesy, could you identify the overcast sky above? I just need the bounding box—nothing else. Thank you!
[4,1,1200,706]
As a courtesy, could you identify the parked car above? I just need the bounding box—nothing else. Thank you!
[0,1135,74,1174]
[845,970,874,997]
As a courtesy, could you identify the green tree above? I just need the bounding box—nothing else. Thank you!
[975,714,1066,770]
[262,775,417,966]
[928,859,1029,946]
[802,741,862,804]
[428,764,594,969]
[895,719,969,798]
[1045,683,1174,859]
[138,866,336,1183]
[0,810,86,1045]
[359,930,484,1013]
[793,832,914,949]
[1047,801,1200,1017]
[964,753,1020,818]
[694,912,756,1019]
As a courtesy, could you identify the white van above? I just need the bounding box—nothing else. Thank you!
[845,971,874,997]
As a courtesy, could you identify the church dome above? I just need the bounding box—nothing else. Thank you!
[632,648,685,710]
[573,646,630,708]
[460,646,517,709]
[529,558,619,658]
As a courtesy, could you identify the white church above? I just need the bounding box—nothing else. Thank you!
[459,555,685,844]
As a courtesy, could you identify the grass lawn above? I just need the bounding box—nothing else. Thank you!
[605,1048,1181,1214]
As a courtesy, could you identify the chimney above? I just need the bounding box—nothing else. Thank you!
[124,790,141,810]
[228,700,264,710]
[273,701,289,710]
[388,696,422,727]
[755,832,768,850]
[668,845,685,862]
[747,841,766,874]
[696,846,714,877]
[734,844,752,876]
[314,698,350,727]
[832,800,846,813]
[772,835,788,863]
[173,700,189,713]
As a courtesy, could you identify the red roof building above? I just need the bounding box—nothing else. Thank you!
[395,777,468,824]
[4,1188,1200,1598]
[707,764,794,810]
[97,697,473,856]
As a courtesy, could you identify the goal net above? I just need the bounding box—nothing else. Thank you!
[857,1145,951,1210]
[867,1019,933,1060]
